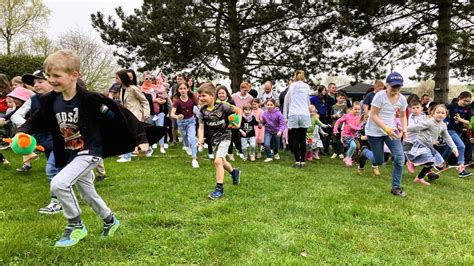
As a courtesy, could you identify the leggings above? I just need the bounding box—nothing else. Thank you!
[290,128,308,162]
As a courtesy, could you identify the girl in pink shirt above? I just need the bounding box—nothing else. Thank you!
[333,102,363,167]
[251,98,264,158]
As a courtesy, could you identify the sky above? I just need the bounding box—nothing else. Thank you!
[42,0,467,87]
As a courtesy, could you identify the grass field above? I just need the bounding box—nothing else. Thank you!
[0,146,473,264]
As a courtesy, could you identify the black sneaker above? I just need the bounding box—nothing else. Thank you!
[231,168,240,185]
[292,162,301,168]
[101,216,120,238]
[458,170,472,178]
[427,172,440,182]
[391,187,407,198]
[98,175,106,181]
[16,164,32,172]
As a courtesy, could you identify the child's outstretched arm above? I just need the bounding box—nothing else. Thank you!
[197,123,205,145]
[333,115,346,134]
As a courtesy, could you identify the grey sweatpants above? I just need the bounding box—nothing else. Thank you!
[50,155,112,220]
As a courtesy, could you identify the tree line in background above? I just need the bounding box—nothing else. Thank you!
[1,0,473,101]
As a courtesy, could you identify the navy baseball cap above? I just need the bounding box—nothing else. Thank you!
[22,70,47,86]
[386,72,404,87]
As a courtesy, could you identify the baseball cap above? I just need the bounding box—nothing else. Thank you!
[22,70,47,86]
[386,72,404,87]
[7,86,35,102]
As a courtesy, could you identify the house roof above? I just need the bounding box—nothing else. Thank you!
[337,82,412,97]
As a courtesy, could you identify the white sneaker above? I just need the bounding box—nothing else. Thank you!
[164,143,169,149]
[338,154,344,159]
[274,153,280,160]
[227,154,235,161]
[192,159,199,168]
[250,154,255,161]
[146,148,154,157]
[182,146,187,151]
[38,199,62,214]
[331,153,337,159]
[116,157,131,163]
[185,147,192,156]
[198,145,203,152]
[208,154,215,159]
[264,158,273,162]
[203,143,208,148]
[238,153,245,159]
[152,143,158,149]
[160,147,166,154]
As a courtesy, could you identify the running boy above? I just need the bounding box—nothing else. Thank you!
[197,83,242,200]
[17,50,150,247]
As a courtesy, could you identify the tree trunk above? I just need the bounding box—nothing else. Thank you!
[229,66,244,94]
[227,1,243,93]
[433,0,452,103]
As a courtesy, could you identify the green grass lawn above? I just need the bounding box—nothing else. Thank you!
[0,146,473,264]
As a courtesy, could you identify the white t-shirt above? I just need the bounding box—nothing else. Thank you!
[365,90,407,136]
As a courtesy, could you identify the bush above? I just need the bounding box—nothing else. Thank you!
[0,54,45,79]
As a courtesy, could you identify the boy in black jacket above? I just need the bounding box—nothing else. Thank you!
[18,50,150,247]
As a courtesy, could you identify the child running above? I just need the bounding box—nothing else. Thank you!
[17,49,150,247]
[239,103,259,161]
[307,105,328,160]
[261,99,286,163]
[197,83,242,200]
[333,102,363,166]
[403,98,427,173]
[171,81,199,168]
[406,104,458,185]
[251,98,264,158]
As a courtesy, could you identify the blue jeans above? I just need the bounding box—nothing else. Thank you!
[177,117,197,158]
[45,152,62,198]
[148,113,165,145]
[363,136,404,189]
[441,130,465,165]
[264,131,281,158]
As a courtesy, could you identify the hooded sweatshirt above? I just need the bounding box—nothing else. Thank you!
[262,108,286,134]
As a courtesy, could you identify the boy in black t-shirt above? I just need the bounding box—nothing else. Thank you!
[239,103,259,161]
[18,50,151,247]
[197,83,242,200]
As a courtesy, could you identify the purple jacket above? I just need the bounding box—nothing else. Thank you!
[262,108,286,134]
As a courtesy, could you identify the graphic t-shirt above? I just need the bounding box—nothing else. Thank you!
[365,90,407,137]
[173,97,196,119]
[53,94,102,161]
[198,102,234,145]
[447,103,472,134]
[240,115,258,138]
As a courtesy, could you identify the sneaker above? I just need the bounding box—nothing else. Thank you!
[242,157,247,161]
[338,154,344,159]
[372,166,381,176]
[160,147,166,154]
[299,162,305,168]
[238,153,245,159]
[208,154,215,159]
[146,148,154,157]
[343,157,352,167]
[152,143,158,149]
[227,154,235,161]
[413,177,431,186]
[198,145,203,152]
[264,158,273,162]
[427,172,440,181]
[306,151,313,161]
[116,157,131,163]
[98,175,106,182]
[203,143,208,149]
[406,160,415,174]
[164,143,169,149]
[39,199,63,214]
[182,146,187,151]
[16,164,32,172]
[330,153,337,159]
[192,159,200,168]
[458,170,472,178]
[249,154,255,161]
[391,187,407,198]
[231,168,240,185]
[54,223,87,247]
[274,153,280,160]
[2,159,10,165]
[185,147,192,156]
[101,216,120,238]
[292,162,301,168]
[256,152,262,159]
[357,166,364,175]
[208,189,223,200]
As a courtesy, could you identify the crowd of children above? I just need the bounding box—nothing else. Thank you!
[1,50,472,247]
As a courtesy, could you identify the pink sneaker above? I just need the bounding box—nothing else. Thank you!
[406,160,415,174]
[343,157,352,167]
[306,150,313,161]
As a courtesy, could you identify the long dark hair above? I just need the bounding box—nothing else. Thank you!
[173,81,197,103]
[126,69,137,86]
[116,69,132,87]
[216,85,232,101]
[317,85,327,100]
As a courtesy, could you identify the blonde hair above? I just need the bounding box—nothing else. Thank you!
[243,103,252,111]
[44,49,81,74]
[293,70,305,81]
[308,104,317,112]
[374,80,384,90]
[240,81,251,90]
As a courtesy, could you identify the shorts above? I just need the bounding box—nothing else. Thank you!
[213,140,231,159]
[287,115,311,129]
[342,136,355,147]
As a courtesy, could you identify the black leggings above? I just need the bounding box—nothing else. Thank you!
[290,128,307,162]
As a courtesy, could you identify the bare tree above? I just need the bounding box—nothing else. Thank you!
[57,27,117,92]
[0,0,50,54]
